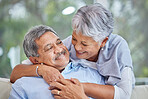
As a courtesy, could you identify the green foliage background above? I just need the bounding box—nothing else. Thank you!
[0,0,148,78]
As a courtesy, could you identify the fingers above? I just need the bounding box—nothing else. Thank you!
[53,74,64,81]
[59,75,64,79]
[56,79,72,85]
[47,74,63,82]
[54,95,61,99]
[55,78,80,86]
[51,90,64,99]
[50,81,65,90]
[41,66,64,84]
[70,78,80,85]
[44,76,56,84]
[51,89,61,96]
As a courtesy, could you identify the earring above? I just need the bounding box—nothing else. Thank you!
[101,47,104,50]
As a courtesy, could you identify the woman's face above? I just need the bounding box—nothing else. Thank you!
[72,31,101,62]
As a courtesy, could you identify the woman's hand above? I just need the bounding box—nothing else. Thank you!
[49,78,89,99]
[38,65,64,84]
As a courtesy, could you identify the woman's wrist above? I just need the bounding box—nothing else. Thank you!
[82,94,89,99]
[37,65,43,77]
[82,83,89,95]
[36,66,40,77]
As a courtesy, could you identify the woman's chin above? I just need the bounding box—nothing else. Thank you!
[76,54,87,59]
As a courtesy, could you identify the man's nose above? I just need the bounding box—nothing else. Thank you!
[54,44,62,54]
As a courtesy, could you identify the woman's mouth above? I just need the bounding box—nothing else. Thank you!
[76,51,86,55]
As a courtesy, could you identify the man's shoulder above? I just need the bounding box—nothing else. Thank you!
[12,77,49,92]
[19,77,44,82]
[11,77,52,99]
[14,77,44,86]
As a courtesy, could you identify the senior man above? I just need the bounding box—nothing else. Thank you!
[9,25,105,99]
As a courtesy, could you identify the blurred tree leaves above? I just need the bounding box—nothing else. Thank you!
[0,0,148,78]
[0,0,92,78]
[108,0,148,77]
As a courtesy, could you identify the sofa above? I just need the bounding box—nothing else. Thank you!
[0,77,148,99]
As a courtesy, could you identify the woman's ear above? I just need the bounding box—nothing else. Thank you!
[100,37,108,47]
[29,57,39,64]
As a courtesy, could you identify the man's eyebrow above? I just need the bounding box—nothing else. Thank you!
[44,43,51,50]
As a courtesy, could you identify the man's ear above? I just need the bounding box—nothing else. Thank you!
[29,57,39,64]
[100,37,108,47]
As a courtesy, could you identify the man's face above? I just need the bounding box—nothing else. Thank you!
[34,31,69,70]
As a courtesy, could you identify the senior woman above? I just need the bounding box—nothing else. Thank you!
[10,3,135,99]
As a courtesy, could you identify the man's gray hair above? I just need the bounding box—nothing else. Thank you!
[72,3,114,43]
[23,25,58,58]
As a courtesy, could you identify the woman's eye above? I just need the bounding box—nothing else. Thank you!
[49,47,53,49]
[82,43,87,46]
[72,38,77,41]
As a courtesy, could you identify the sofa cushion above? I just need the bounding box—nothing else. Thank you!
[131,85,148,99]
[0,77,148,99]
[0,78,12,99]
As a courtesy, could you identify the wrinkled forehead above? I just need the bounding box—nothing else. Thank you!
[72,31,98,44]
[35,32,59,47]
[39,31,58,40]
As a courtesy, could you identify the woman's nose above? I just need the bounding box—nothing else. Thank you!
[75,43,82,51]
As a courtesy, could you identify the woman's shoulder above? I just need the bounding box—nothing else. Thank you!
[104,34,130,57]
[62,35,72,41]
[109,34,126,42]
[62,35,72,50]
[108,34,128,47]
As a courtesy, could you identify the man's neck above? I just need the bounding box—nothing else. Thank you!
[59,68,65,73]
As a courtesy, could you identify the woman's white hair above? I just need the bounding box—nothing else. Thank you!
[72,3,114,43]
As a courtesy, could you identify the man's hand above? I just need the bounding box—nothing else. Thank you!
[38,65,64,84]
[49,78,89,99]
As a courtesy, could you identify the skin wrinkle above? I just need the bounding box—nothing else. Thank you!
[23,25,58,58]
[34,31,69,70]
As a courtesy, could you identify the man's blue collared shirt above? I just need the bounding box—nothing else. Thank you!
[9,62,105,99]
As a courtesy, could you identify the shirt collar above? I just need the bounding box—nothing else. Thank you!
[61,62,80,75]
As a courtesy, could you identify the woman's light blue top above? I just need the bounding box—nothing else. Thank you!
[63,34,134,85]
[63,34,135,99]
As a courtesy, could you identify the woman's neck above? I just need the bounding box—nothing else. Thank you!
[86,52,99,62]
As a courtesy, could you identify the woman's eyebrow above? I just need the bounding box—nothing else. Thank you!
[81,41,87,43]
[56,38,61,41]
[72,35,75,38]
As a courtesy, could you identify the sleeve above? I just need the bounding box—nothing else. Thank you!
[62,35,72,51]
[112,38,135,99]
[114,67,134,99]
[21,59,32,64]
[97,36,134,85]
[117,39,133,69]
[9,80,27,99]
